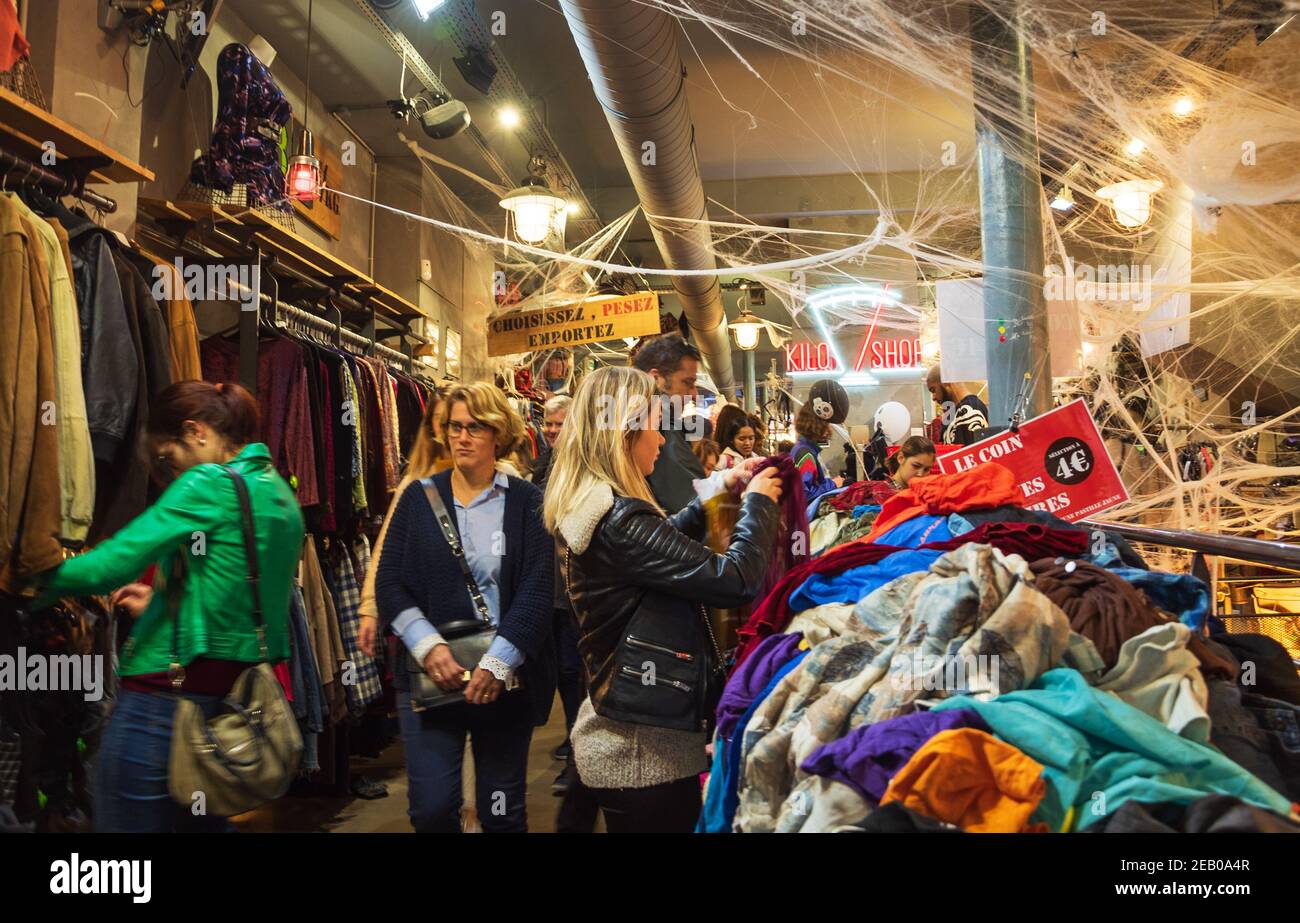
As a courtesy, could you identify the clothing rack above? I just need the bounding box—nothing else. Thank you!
[0,145,117,213]
[275,300,411,367]
[135,223,427,385]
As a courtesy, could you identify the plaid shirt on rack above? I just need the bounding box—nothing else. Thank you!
[332,547,382,714]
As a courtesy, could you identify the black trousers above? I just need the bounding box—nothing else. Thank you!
[554,608,584,735]
[591,776,702,833]
[555,760,600,833]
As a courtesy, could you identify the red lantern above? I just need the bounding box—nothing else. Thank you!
[286,128,321,203]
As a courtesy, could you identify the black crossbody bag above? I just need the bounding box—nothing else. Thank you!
[404,479,517,711]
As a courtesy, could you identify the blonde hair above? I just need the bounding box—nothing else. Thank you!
[406,388,450,477]
[440,382,525,460]
[543,366,661,533]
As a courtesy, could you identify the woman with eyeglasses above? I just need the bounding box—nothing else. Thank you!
[375,382,555,832]
[35,381,303,832]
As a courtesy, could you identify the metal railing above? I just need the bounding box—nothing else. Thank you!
[1085,520,1300,571]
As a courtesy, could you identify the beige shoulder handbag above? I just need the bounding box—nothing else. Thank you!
[168,466,302,817]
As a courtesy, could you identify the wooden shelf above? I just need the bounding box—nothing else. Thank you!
[138,197,424,323]
[0,87,154,184]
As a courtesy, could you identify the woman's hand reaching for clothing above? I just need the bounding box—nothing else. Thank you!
[109,583,153,619]
[722,455,766,492]
[744,467,784,505]
[423,643,469,692]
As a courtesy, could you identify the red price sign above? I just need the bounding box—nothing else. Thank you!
[933,398,1128,522]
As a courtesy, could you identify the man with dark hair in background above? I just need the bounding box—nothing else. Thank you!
[926,365,989,447]
[631,333,706,513]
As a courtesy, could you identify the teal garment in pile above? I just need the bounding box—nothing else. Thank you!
[932,668,1293,830]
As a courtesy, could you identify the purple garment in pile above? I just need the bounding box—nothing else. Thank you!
[800,709,991,802]
[716,632,805,742]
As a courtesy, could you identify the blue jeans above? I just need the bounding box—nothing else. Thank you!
[397,692,533,833]
[94,689,235,833]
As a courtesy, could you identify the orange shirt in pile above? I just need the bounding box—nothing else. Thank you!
[881,728,1047,832]
[861,464,1022,544]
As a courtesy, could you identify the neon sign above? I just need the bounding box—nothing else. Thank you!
[786,336,923,373]
[786,284,922,384]
[786,341,837,372]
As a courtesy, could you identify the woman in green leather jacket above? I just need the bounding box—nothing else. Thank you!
[37,380,304,832]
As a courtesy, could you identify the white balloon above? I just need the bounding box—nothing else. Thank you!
[874,401,911,443]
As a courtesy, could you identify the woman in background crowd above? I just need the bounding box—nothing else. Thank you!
[790,402,844,501]
[887,435,936,490]
[747,413,767,457]
[693,438,722,475]
[714,405,759,471]
[357,389,448,657]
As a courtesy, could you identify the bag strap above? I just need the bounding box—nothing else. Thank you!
[420,478,493,627]
[167,465,267,687]
[223,466,267,652]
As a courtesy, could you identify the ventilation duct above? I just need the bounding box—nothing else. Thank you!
[559,0,734,392]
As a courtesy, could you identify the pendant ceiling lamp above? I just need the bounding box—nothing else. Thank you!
[1095,178,1163,229]
[500,155,567,245]
[286,0,322,203]
[730,308,764,351]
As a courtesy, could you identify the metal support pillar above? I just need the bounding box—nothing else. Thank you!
[970,0,1052,427]
[744,351,757,413]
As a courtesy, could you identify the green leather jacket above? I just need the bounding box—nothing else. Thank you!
[40,443,304,676]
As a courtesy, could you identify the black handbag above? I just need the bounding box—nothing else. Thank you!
[404,479,512,711]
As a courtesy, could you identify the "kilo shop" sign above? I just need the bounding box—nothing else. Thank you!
[786,336,923,373]
[487,291,661,356]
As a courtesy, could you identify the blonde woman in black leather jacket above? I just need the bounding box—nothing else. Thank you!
[542,366,782,833]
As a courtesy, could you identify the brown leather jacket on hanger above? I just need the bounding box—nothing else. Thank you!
[0,198,64,592]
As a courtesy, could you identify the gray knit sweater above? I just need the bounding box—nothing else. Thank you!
[572,698,709,790]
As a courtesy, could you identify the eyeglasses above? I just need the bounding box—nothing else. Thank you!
[447,420,493,438]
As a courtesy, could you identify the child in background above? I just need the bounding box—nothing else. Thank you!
[693,438,721,474]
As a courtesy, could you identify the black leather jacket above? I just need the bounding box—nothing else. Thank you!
[561,492,780,732]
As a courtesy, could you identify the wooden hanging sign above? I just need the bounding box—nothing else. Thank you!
[487,291,661,356]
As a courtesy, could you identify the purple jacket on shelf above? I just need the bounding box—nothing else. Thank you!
[189,43,292,210]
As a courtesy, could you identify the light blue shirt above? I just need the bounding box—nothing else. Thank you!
[392,472,526,673]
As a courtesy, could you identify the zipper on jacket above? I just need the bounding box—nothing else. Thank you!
[620,664,692,693]
[626,635,695,662]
